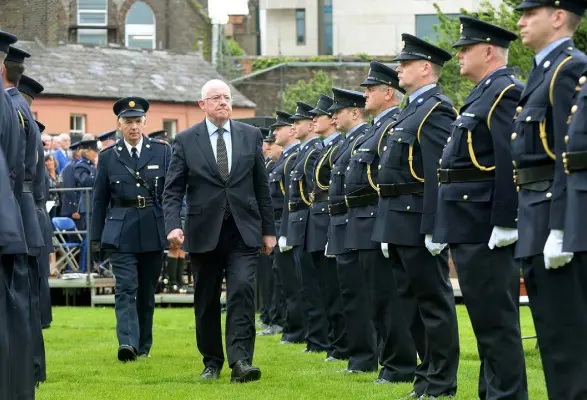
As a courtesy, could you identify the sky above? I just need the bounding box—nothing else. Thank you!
[208,0,249,23]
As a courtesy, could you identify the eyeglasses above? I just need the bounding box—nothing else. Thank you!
[203,95,232,103]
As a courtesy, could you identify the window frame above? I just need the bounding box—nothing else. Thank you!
[77,0,108,45]
[70,114,86,135]
[125,1,156,49]
[163,119,177,139]
[295,8,306,46]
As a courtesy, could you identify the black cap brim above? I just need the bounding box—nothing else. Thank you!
[515,1,546,10]
[452,38,480,48]
[270,122,291,129]
[290,114,313,121]
[393,53,426,62]
[309,107,331,116]
[359,78,382,87]
[328,103,348,113]
[119,110,145,118]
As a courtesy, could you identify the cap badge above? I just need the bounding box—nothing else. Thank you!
[129,100,136,108]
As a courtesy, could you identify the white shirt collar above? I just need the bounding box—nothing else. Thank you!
[206,118,231,135]
[124,136,144,158]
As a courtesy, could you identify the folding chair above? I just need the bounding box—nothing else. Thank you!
[52,217,84,273]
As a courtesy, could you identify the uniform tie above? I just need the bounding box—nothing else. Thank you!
[216,127,231,218]
[131,147,139,160]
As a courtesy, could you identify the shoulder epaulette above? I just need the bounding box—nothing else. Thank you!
[151,138,170,145]
[100,143,115,153]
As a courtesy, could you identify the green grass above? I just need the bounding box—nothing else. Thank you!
[37,306,546,400]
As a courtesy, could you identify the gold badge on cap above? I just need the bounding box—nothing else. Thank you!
[129,100,136,108]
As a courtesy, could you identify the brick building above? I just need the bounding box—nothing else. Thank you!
[0,0,210,54]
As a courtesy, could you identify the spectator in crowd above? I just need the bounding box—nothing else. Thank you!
[53,133,70,174]
[44,154,61,218]
[41,134,52,156]
[51,135,61,152]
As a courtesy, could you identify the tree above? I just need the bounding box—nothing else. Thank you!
[281,71,334,114]
[435,0,587,108]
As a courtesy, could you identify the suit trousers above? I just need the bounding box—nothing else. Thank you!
[191,216,260,369]
[273,244,307,343]
[2,254,35,399]
[111,251,164,355]
[28,259,46,383]
[268,257,286,327]
[0,261,9,400]
[451,243,528,400]
[257,253,274,325]
[336,251,378,372]
[313,252,348,359]
[388,245,459,397]
[293,246,330,352]
[521,253,587,400]
[40,276,52,328]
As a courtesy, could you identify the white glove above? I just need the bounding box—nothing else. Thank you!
[488,226,519,250]
[324,241,336,258]
[381,243,389,259]
[425,234,447,256]
[544,230,573,270]
[278,236,292,253]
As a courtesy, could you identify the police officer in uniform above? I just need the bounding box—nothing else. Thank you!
[373,35,459,399]
[306,94,348,361]
[0,30,31,400]
[74,139,98,233]
[326,88,375,372]
[98,130,118,148]
[91,97,171,362]
[281,101,330,353]
[4,43,47,392]
[267,111,306,342]
[148,130,169,142]
[512,1,587,398]
[345,62,416,384]
[433,17,528,400]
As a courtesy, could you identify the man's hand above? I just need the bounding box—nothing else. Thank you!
[278,236,293,253]
[167,229,184,246]
[72,212,80,220]
[425,234,447,256]
[488,226,518,250]
[381,243,389,259]
[90,240,102,262]
[324,242,336,259]
[544,229,573,270]
[261,235,276,255]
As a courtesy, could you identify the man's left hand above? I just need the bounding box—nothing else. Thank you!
[261,235,277,255]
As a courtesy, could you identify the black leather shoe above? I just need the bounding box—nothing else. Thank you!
[396,392,419,400]
[230,360,261,383]
[200,366,221,381]
[118,345,137,362]
[324,356,343,362]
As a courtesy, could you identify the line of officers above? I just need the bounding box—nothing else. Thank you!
[256,4,587,400]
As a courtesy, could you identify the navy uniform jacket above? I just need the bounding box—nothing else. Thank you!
[91,137,171,253]
[345,108,399,250]
[285,137,323,247]
[0,76,26,250]
[305,134,344,253]
[373,87,456,247]
[7,87,44,255]
[326,124,369,255]
[269,143,300,235]
[434,68,523,244]
[563,68,587,252]
[33,139,53,276]
[511,39,587,258]
[60,160,80,217]
[73,157,96,215]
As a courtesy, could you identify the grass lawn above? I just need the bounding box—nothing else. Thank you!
[37,306,546,400]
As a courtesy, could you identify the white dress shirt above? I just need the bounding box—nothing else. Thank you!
[124,136,144,158]
[206,118,232,173]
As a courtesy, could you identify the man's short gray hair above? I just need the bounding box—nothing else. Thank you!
[393,89,404,103]
[201,79,231,100]
[59,133,70,141]
[495,46,509,64]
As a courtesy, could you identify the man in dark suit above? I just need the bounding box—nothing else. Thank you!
[91,96,171,362]
[434,17,528,400]
[372,35,460,399]
[163,79,276,383]
[512,1,587,398]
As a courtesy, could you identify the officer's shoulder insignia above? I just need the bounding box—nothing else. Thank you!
[100,143,115,153]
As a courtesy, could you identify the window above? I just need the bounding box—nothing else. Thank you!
[70,114,86,135]
[415,14,459,43]
[296,9,306,46]
[163,119,177,138]
[125,1,156,49]
[322,0,333,55]
[77,0,108,45]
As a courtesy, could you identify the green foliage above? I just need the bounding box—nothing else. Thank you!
[435,0,587,108]
[281,71,334,114]
[225,38,245,57]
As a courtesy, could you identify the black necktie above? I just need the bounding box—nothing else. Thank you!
[216,128,231,218]
[131,147,139,160]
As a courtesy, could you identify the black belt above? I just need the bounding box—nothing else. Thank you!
[564,151,587,172]
[112,196,155,209]
[274,209,283,220]
[22,180,33,193]
[288,201,309,212]
[344,186,378,208]
[328,201,347,216]
[310,191,329,203]
[438,168,495,183]
[35,200,45,208]
[379,182,424,197]
[515,164,554,185]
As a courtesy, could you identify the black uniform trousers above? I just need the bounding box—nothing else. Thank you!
[0,259,9,400]
[293,246,330,352]
[521,253,587,400]
[336,251,378,371]
[273,245,307,343]
[313,252,348,359]
[191,216,260,369]
[387,245,459,396]
[258,253,274,325]
[451,243,528,400]
[28,257,46,384]
[2,254,35,399]
[40,275,52,328]
[268,259,286,328]
[111,250,164,355]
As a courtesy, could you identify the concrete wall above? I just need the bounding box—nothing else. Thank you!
[32,97,254,135]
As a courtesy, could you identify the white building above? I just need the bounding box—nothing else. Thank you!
[259,0,503,56]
